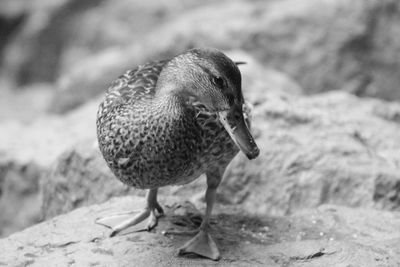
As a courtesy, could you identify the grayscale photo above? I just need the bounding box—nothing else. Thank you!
[0,0,399,266]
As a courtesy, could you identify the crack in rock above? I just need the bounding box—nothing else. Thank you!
[34,240,80,251]
[91,248,114,256]
[290,249,336,261]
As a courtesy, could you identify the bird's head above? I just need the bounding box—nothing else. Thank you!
[157,47,260,160]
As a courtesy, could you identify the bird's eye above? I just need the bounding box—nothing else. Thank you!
[212,76,224,88]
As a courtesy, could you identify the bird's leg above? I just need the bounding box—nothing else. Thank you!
[164,169,222,260]
[177,178,221,260]
[96,188,164,237]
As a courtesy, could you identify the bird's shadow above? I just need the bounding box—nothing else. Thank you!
[106,200,283,261]
[157,201,278,249]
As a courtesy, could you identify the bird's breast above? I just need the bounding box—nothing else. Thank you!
[98,106,206,187]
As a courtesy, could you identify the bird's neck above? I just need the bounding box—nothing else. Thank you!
[152,88,187,117]
[153,62,195,117]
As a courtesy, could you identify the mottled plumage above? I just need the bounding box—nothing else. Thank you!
[96,48,259,260]
[97,59,247,189]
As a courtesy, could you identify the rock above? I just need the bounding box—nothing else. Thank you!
[0,162,42,237]
[3,0,400,109]
[39,138,206,221]
[0,83,54,123]
[225,50,303,100]
[40,47,303,218]
[0,98,97,168]
[373,101,400,124]
[0,0,218,87]
[40,141,135,219]
[50,0,400,114]
[0,196,399,266]
[50,48,303,114]
[218,91,400,216]
[0,5,25,64]
[0,98,98,237]
[40,91,400,224]
[48,48,152,113]
[7,87,399,238]
[0,0,73,85]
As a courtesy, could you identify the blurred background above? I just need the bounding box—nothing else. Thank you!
[1,0,400,238]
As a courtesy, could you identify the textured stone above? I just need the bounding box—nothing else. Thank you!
[48,0,400,114]
[40,91,400,223]
[0,162,42,237]
[218,92,400,216]
[0,99,98,236]
[1,196,399,266]
[0,0,218,87]
[40,142,135,219]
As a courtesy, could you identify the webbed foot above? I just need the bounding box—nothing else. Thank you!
[96,204,164,236]
[178,229,220,260]
[163,226,220,261]
[96,189,163,237]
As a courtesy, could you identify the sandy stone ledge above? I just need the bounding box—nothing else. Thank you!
[1,196,399,266]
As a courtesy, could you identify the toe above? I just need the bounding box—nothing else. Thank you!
[178,230,220,261]
[146,210,158,231]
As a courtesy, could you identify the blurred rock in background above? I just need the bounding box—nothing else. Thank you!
[2,0,400,116]
[0,2,400,264]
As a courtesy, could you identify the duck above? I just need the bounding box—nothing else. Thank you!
[96,47,260,260]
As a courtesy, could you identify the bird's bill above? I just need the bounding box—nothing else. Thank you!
[218,109,260,160]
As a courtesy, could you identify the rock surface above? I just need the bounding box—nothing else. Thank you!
[3,79,400,238]
[1,196,399,266]
[49,48,302,114]
[42,0,400,113]
[0,0,218,87]
[40,141,135,219]
[3,0,400,104]
[220,91,400,216]
[0,99,97,236]
[41,91,400,221]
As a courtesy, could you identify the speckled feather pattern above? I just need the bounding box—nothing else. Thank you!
[96,59,250,189]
